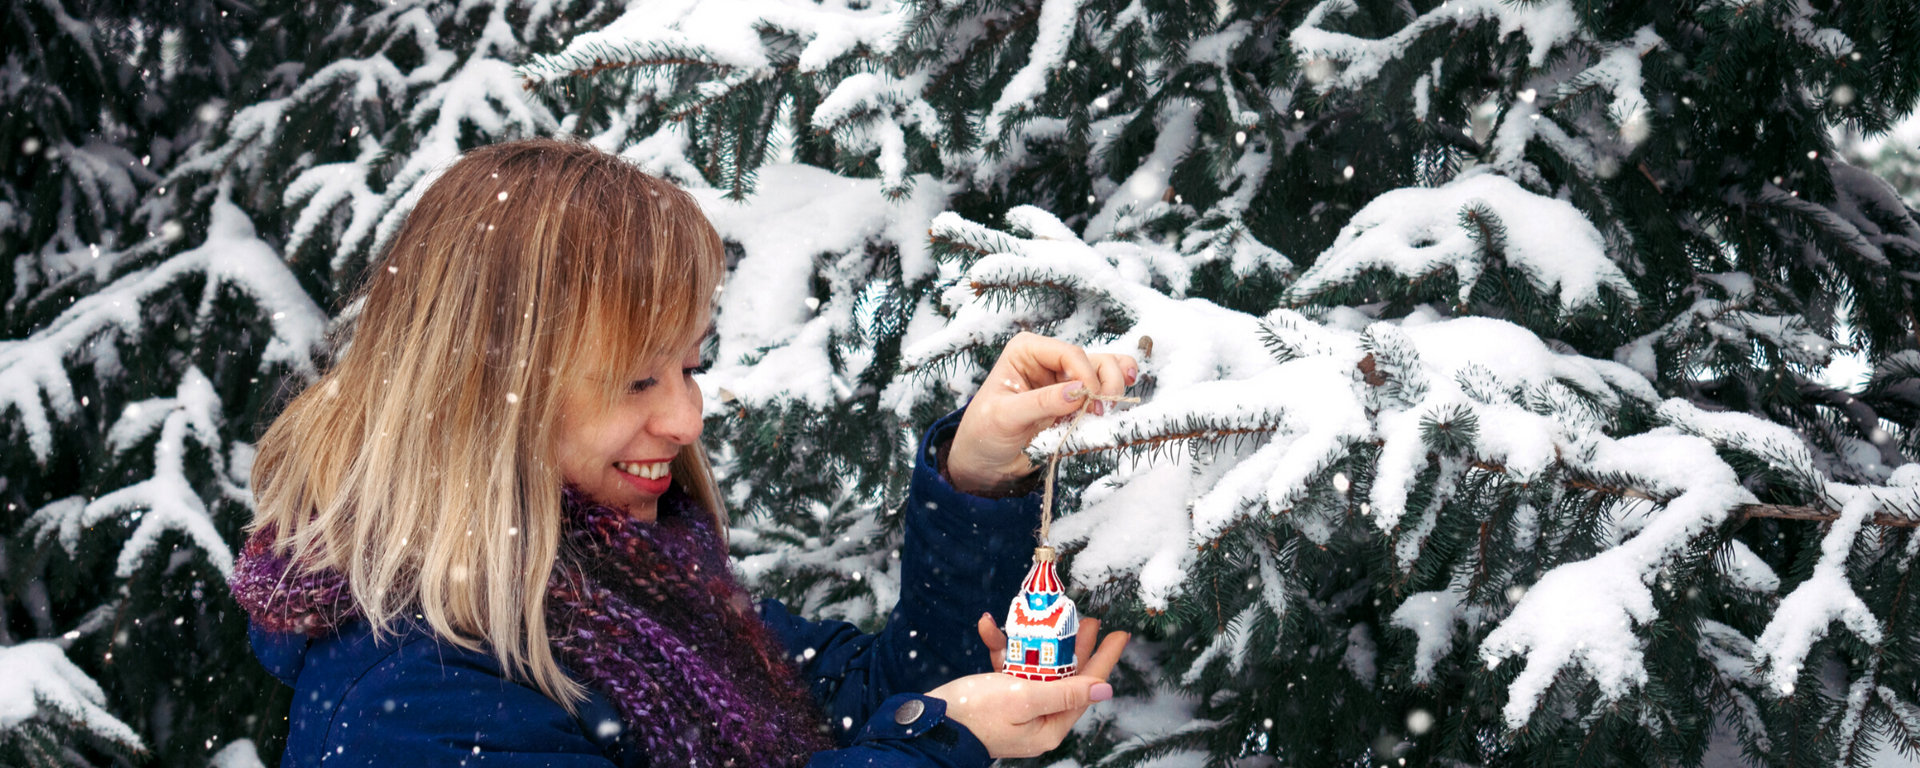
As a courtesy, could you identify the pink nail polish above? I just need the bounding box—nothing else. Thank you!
[1090,683,1113,702]
[1063,382,1086,402]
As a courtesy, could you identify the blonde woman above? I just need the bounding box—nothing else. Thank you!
[232,139,1134,768]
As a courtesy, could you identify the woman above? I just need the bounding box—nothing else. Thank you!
[233,139,1135,768]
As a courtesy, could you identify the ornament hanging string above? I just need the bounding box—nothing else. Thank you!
[1038,392,1139,545]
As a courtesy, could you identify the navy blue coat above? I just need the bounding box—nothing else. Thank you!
[250,409,1044,767]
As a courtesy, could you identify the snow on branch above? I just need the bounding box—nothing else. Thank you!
[908,201,1920,729]
[691,164,951,411]
[522,0,904,86]
[0,194,325,463]
[1284,173,1637,315]
[1292,0,1582,93]
[0,642,144,757]
[1753,489,1883,697]
[980,0,1088,141]
[27,367,244,579]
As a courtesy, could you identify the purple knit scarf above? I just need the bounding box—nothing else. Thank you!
[232,490,832,767]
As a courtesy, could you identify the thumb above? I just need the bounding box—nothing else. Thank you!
[1021,676,1104,721]
[1018,380,1091,425]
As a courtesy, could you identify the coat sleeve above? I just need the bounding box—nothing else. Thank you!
[758,406,1041,767]
[291,630,615,768]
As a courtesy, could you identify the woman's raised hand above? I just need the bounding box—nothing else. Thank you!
[925,617,1130,758]
[946,332,1137,496]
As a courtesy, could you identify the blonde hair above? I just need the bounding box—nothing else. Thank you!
[250,138,727,707]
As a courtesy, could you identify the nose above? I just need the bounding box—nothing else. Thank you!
[649,371,704,447]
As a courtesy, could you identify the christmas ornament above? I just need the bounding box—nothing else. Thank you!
[1003,546,1079,680]
[1001,390,1136,681]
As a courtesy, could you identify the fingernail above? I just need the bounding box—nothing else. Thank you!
[1090,683,1113,702]
[1063,382,1087,401]
[1124,367,1137,384]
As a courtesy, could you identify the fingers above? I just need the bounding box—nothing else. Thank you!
[1010,379,1098,428]
[1078,630,1130,680]
[1009,333,1101,394]
[1074,618,1100,665]
[1087,355,1128,414]
[1013,677,1100,722]
[978,614,1008,673]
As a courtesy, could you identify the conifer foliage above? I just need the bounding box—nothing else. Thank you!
[2,0,619,765]
[527,0,1920,764]
[6,0,1920,766]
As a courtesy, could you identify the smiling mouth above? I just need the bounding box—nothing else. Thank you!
[615,460,672,480]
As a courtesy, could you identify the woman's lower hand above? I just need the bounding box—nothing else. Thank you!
[925,617,1130,758]
[946,332,1137,496]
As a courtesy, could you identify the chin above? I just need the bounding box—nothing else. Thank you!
[626,499,660,522]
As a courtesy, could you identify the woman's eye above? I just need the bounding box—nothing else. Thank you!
[629,378,657,393]
[683,361,710,377]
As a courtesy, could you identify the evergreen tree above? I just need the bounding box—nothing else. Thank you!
[527,0,1920,765]
[2,0,622,765]
[10,0,1920,765]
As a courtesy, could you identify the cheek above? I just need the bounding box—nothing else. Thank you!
[558,405,646,472]
[554,404,617,482]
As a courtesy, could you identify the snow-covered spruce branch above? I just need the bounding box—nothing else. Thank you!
[907,200,1920,732]
[1281,173,1636,317]
[0,642,145,760]
[1489,459,1920,528]
[519,43,726,91]
[0,195,322,580]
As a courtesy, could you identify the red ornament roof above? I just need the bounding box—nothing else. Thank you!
[1022,559,1062,594]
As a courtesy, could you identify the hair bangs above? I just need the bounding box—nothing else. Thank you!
[564,174,725,408]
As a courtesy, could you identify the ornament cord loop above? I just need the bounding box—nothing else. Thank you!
[1038,393,1138,546]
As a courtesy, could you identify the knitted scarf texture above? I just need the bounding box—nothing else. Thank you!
[232,490,832,767]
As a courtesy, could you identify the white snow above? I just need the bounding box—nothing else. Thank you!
[209,740,268,768]
[1293,0,1581,93]
[1051,459,1197,610]
[0,641,144,751]
[27,368,243,579]
[1481,430,1754,727]
[1391,590,1474,684]
[0,193,324,463]
[910,205,1758,729]
[1286,173,1636,313]
[1754,488,1884,696]
[693,164,952,409]
[1084,101,1198,242]
[982,0,1088,140]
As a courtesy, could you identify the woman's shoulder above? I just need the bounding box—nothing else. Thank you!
[276,621,620,767]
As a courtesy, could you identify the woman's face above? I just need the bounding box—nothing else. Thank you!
[555,331,708,522]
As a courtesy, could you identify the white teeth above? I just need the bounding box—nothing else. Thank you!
[617,461,670,480]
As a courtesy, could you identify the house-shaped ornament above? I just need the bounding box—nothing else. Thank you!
[1003,546,1078,681]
